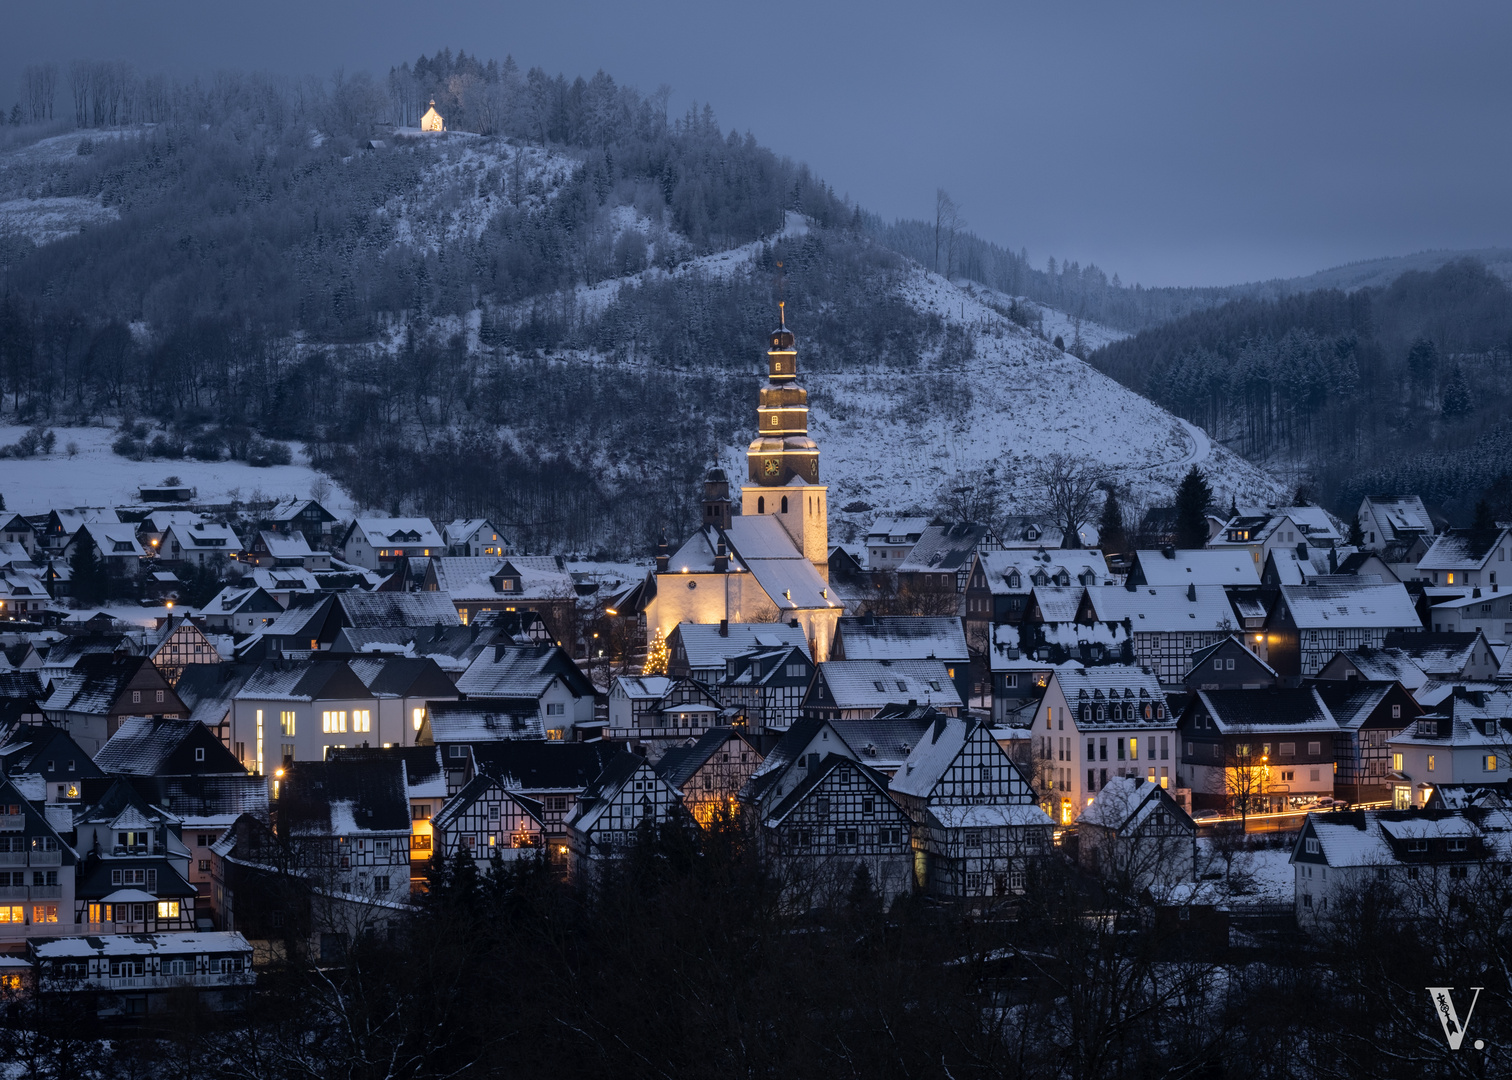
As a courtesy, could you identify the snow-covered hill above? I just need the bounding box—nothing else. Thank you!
[0,426,353,515]
[790,264,1285,528]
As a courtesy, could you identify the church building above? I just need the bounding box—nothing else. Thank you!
[420,100,445,132]
[642,309,842,662]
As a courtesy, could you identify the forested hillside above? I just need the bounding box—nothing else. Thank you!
[1087,258,1512,520]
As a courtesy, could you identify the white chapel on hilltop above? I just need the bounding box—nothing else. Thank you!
[420,99,444,132]
[639,306,841,662]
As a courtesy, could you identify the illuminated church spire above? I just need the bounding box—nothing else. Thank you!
[747,300,820,487]
[742,300,828,570]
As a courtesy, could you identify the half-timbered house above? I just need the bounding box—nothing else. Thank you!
[73,779,199,933]
[888,716,1051,900]
[714,644,814,736]
[0,776,76,947]
[1077,776,1197,896]
[606,674,726,750]
[655,727,765,824]
[564,752,688,880]
[430,774,546,872]
[760,754,914,905]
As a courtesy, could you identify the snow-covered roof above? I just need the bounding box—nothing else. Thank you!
[1049,665,1169,714]
[1277,582,1421,630]
[349,517,445,549]
[428,555,571,602]
[255,530,315,559]
[864,517,932,543]
[165,522,242,552]
[1326,647,1429,690]
[1297,810,1512,868]
[1418,528,1511,572]
[815,658,962,711]
[896,522,989,575]
[32,932,252,959]
[835,615,967,662]
[976,549,1112,594]
[78,522,145,557]
[1362,495,1434,540]
[1084,584,1237,633]
[1194,688,1338,734]
[926,803,1053,829]
[673,621,810,670]
[1030,585,1084,623]
[454,643,586,700]
[427,699,545,742]
[611,675,673,700]
[337,590,461,629]
[1080,776,1190,833]
[725,516,838,613]
[1130,549,1260,587]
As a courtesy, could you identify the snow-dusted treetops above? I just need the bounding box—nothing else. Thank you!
[8,48,1477,555]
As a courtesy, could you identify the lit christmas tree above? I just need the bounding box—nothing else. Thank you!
[643,628,669,676]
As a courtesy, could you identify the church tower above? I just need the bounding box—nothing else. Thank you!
[743,305,829,571]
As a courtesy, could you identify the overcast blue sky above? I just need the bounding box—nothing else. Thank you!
[6,1,1511,286]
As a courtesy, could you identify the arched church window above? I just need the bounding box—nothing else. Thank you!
[757,497,765,514]
[781,496,789,513]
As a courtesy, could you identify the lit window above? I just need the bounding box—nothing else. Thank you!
[353,710,371,733]
[413,707,425,731]
[156,901,180,919]
[1392,753,1403,772]
[1486,755,1499,772]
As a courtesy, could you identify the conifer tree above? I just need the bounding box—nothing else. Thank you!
[1174,466,1214,549]
[643,628,669,676]
[1098,486,1127,557]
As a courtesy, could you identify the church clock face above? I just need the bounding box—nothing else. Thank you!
[763,457,781,478]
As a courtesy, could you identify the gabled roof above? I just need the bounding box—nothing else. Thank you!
[95,716,245,775]
[427,554,572,602]
[831,713,935,771]
[1188,635,1277,678]
[431,771,544,832]
[236,658,374,703]
[814,659,962,711]
[173,662,257,725]
[346,517,445,549]
[1028,585,1084,623]
[896,522,989,575]
[254,530,316,560]
[42,654,177,716]
[1362,495,1435,540]
[0,724,103,780]
[267,497,337,525]
[335,590,460,629]
[672,621,810,669]
[425,699,545,742]
[470,741,623,791]
[346,656,457,699]
[75,522,145,557]
[655,726,759,790]
[1193,688,1338,733]
[1084,584,1237,633]
[1080,776,1193,833]
[566,751,671,834]
[889,716,998,799]
[1418,527,1510,572]
[975,549,1110,593]
[455,643,592,700]
[762,753,895,826]
[1325,647,1429,690]
[1312,680,1399,730]
[1294,809,1512,868]
[164,522,242,552]
[835,615,968,661]
[1275,582,1421,630]
[1129,549,1260,588]
[723,516,838,613]
[281,758,412,836]
[1048,665,1170,718]
[864,517,932,542]
[328,745,446,799]
[113,773,269,821]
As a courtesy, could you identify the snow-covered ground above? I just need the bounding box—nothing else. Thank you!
[379,137,580,252]
[0,195,118,245]
[710,259,1288,528]
[0,425,353,515]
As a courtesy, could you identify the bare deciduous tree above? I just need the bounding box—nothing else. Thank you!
[1030,452,1113,549]
[933,188,963,278]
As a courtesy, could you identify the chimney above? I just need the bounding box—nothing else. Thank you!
[718,619,728,637]
[1186,582,1197,602]
[1296,542,1307,561]
[1328,548,1338,573]
[713,538,728,574]
[1473,586,1482,598]
[1161,546,1175,560]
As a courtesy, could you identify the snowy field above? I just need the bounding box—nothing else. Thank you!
[0,425,353,515]
[0,195,118,245]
